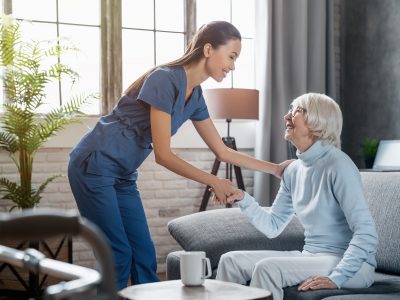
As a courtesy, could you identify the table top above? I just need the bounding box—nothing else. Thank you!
[118,279,272,300]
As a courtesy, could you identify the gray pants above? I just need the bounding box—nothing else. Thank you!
[216,250,375,300]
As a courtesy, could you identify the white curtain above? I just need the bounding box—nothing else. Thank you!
[254,0,336,205]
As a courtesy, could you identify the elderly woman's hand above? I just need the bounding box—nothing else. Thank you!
[298,276,337,291]
[274,159,296,178]
[210,178,235,204]
[226,189,244,204]
[212,187,244,205]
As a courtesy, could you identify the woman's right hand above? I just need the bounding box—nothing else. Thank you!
[210,178,236,204]
[274,159,296,178]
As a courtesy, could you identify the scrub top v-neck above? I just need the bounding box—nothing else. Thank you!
[69,66,209,180]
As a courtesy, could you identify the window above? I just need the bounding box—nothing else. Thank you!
[197,0,255,89]
[0,0,3,107]
[121,0,185,90]
[2,0,101,114]
[2,0,255,115]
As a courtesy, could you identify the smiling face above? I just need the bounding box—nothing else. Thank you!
[284,105,316,152]
[203,38,241,82]
[284,93,343,151]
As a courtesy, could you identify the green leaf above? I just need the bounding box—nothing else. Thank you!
[44,40,79,58]
[361,138,379,159]
[31,175,62,204]
[0,19,21,66]
[0,132,18,153]
[0,16,91,209]
[36,94,94,142]
[47,63,80,83]
[0,178,26,208]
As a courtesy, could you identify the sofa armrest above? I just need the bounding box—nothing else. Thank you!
[167,207,304,270]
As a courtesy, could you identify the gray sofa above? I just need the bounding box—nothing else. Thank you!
[166,171,400,299]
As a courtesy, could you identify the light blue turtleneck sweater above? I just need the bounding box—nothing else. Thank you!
[238,140,378,288]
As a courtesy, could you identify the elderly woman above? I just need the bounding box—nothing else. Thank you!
[215,93,379,300]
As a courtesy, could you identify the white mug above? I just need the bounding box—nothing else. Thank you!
[180,251,212,286]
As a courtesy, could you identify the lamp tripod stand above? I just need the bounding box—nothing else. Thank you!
[199,119,245,212]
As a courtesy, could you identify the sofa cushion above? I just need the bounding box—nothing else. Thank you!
[166,251,184,280]
[166,251,400,300]
[323,294,400,300]
[167,207,305,270]
[284,272,400,300]
[361,172,400,275]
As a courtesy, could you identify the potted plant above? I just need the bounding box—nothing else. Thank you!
[0,16,94,296]
[0,16,93,210]
[361,138,379,169]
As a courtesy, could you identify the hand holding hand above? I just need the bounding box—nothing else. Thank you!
[226,189,245,204]
[273,159,296,178]
[298,276,337,291]
[210,178,235,204]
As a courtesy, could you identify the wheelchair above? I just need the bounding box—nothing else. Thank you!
[0,209,118,300]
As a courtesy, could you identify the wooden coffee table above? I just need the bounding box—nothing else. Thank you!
[118,279,272,300]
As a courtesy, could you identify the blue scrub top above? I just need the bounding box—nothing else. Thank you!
[70,66,210,180]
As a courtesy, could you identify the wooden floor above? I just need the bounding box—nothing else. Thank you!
[158,272,167,281]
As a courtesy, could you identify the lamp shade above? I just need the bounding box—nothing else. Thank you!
[202,88,259,120]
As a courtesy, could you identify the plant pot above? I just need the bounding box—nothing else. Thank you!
[364,157,375,169]
[0,236,72,298]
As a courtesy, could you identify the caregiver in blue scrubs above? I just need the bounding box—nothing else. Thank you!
[68,21,290,289]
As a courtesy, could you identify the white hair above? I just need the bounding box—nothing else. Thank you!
[291,93,342,148]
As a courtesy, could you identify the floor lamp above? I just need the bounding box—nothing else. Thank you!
[199,88,259,211]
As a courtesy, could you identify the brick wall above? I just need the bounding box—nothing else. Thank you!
[0,148,254,273]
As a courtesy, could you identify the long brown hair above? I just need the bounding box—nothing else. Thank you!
[124,21,241,96]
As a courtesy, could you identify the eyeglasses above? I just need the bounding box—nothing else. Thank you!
[287,105,307,118]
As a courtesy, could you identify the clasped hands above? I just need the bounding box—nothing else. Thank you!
[211,160,296,204]
[210,178,244,205]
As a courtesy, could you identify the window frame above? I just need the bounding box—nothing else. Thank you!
[2,0,101,113]
[3,0,255,115]
[100,0,195,115]
[1,0,256,149]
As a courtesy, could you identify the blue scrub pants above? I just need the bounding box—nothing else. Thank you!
[68,161,159,290]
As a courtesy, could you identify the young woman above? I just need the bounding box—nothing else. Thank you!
[216,93,379,300]
[68,21,290,289]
